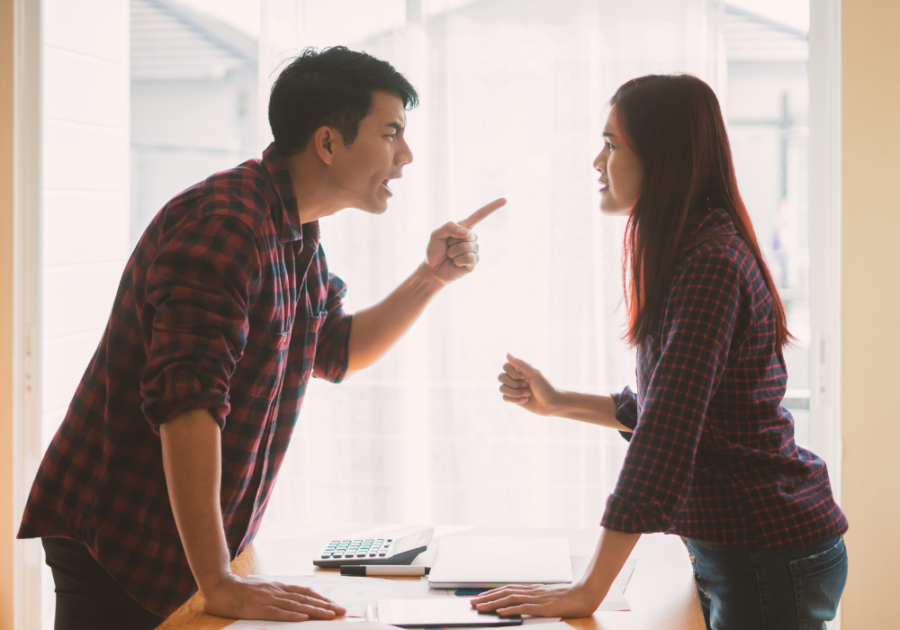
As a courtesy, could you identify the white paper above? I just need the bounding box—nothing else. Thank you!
[226,621,396,630]
[521,624,579,630]
[247,574,451,618]
[231,555,637,627]
[597,556,637,611]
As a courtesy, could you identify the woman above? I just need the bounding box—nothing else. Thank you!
[472,75,848,630]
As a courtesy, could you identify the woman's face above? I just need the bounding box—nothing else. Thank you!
[594,107,644,216]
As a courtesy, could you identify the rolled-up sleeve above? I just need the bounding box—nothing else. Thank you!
[612,386,638,441]
[141,214,261,431]
[313,272,353,383]
[601,247,741,534]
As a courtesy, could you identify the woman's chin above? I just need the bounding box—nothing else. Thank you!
[599,201,631,217]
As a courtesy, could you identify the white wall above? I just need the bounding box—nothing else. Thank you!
[130,75,257,244]
[41,0,131,449]
[40,1,130,624]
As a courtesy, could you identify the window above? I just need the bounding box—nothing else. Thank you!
[30,0,820,625]
[248,0,815,532]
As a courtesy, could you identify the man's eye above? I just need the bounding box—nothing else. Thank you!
[607,142,615,150]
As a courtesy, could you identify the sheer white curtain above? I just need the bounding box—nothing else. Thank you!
[259,0,725,530]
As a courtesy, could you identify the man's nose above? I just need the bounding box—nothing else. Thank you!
[399,138,414,166]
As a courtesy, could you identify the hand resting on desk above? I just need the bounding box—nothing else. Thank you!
[201,574,347,622]
[470,528,640,620]
[471,582,602,619]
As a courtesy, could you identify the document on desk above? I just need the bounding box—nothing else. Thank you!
[567,554,637,611]
[234,575,562,628]
[593,555,637,612]
[236,554,637,628]
[226,621,396,629]
[245,574,447,618]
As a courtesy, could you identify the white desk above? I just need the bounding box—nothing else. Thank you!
[157,523,704,630]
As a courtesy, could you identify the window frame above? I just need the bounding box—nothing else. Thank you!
[807,0,842,511]
[11,1,844,627]
[12,0,43,628]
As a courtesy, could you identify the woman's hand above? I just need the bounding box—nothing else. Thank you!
[470,582,604,619]
[497,353,562,417]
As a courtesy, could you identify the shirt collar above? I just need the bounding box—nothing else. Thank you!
[684,206,737,249]
[262,142,318,246]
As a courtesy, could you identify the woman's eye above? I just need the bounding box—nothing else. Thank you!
[607,142,615,150]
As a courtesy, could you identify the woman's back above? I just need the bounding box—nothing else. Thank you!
[610,208,847,548]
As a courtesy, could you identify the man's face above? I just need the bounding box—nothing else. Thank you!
[329,91,413,214]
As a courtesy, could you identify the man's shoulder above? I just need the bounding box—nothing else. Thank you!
[156,158,278,241]
[194,158,277,228]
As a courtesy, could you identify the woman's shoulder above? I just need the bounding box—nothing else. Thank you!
[675,233,751,286]
[676,209,758,284]
[665,219,770,331]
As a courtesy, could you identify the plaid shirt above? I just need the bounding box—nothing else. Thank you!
[19,144,352,616]
[602,208,847,548]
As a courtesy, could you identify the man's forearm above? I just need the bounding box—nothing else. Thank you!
[552,392,632,432]
[347,263,443,372]
[160,408,232,596]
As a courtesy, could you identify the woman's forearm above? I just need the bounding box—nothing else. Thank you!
[551,391,632,432]
[580,528,642,603]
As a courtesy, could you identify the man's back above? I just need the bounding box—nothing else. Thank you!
[19,145,353,616]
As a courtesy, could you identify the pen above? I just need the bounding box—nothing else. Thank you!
[340,565,431,577]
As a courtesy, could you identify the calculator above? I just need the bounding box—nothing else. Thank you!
[313,527,434,568]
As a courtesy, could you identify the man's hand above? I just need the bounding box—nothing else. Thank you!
[203,575,346,622]
[425,198,506,285]
[347,197,506,372]
[498,353,562,416]
[161,410,346,622]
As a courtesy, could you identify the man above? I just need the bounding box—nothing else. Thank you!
[19,46,505,629]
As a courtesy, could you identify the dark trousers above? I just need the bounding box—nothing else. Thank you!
[42,537,166,630]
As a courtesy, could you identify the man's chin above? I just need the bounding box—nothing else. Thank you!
[355,201,389,215]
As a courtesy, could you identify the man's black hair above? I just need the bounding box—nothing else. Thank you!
[268,46,419,156]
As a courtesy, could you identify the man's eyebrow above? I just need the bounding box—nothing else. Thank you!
[387,122,404,132]
[602,132,616,138]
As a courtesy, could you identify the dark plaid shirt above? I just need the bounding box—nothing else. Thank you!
[19,144,352,616]
[602,208,847,548]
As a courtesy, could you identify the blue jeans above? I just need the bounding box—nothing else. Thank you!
[683,534,848,630]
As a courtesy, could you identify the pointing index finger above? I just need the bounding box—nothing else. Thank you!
[458,197,507,229]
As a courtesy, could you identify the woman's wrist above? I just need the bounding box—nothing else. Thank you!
[570,579,608,612]
[546,390,571,417]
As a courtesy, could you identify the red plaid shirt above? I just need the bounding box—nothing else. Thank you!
[602,208,847,548]
[19,144,352,616]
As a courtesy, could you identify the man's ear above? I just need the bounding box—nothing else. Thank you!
[313,126,343,165]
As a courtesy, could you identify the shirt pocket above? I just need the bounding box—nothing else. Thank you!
[246,330,292,401]
[298,310,327,376]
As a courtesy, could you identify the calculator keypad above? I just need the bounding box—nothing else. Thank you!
[320,538,393,560]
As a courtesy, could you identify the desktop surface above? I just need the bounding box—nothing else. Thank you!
[156,523,704,630]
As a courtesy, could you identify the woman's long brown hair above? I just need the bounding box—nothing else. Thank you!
[611,74,791,349]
